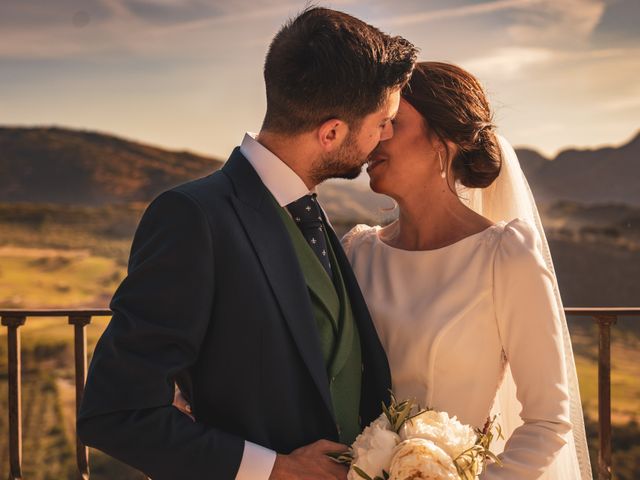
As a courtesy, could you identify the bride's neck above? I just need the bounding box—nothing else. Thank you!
[384,182,481,250]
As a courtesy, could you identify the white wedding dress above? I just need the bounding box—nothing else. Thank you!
[341,136,592,479]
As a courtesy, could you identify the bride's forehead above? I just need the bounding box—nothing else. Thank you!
[398,98,419,115]
[395,100,427,128]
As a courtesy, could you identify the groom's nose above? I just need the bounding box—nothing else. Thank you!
[380,121,394,141]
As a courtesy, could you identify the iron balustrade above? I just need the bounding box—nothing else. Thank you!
[1,307,639,480]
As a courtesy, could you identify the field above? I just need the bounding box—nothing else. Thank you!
[1,203,639,478]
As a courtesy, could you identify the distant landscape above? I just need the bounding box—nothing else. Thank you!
[0,126,639,479]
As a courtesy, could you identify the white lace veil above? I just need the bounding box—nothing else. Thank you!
[457,135,592,479]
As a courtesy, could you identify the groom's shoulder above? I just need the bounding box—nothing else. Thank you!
[139,169,235,230]
[171,168,232,200]
[161,168,233,211]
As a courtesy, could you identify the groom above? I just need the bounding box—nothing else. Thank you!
[78,7,417,479]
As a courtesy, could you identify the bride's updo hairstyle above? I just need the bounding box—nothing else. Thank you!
[402,62,502,188]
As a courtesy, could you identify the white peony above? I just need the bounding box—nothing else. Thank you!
[399,410,477,460]
[388,438,459,480]
[348,413,400,480]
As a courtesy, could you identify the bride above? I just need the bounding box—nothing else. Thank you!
[341,62,592,479]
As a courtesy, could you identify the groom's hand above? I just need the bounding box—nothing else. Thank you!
[269,439,349,480]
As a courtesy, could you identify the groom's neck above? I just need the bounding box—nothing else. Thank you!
[256,130,319,190]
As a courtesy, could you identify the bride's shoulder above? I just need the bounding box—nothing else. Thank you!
[341,223,378,254]
[493,217,545,267]
[496,218,541,246]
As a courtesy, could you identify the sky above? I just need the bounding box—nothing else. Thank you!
[0,0,638,159]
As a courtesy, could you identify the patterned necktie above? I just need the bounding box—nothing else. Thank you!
[286,193,333,279]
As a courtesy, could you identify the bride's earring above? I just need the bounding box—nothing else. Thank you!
[438,151,446,179]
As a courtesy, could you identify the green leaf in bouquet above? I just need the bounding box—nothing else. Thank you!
[393,402,414,428]
[454,445,484,479]
[483,450,503,466]
[454,415,504,478]
[382,390,423,433]
[353,465,374,480]
[326,450,354,465]
[352,465,390,480]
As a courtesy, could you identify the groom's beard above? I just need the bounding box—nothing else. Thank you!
[310,133,367,184]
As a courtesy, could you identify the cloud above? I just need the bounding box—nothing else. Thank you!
[466,41,640,156]
[592,0,640,46]
[382,0,541,27]
[463,44,636,78]
[0,0,313,59]
[462,46,553,78]
[379,0,607,49]
[507,0,606,45]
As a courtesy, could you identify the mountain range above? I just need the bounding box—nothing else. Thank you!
[0,127,222,205]
[517,132,640,206]
[1,126,638,208]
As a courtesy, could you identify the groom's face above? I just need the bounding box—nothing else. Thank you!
[316,88,401,181]
[356,88,401,161]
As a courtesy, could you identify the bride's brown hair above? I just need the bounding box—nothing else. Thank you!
[402,61,502,188]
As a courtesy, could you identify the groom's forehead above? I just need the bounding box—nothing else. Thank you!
[385,89,402,115]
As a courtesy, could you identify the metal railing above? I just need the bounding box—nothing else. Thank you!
[564,308,639,480]
[1,307,639,480]
[1,309,109,480]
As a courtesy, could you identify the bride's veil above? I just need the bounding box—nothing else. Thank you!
[457,135,592,479]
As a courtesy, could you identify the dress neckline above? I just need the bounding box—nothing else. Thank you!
[373,220,507,254]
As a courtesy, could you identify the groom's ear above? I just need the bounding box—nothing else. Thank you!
[317,118,349,152]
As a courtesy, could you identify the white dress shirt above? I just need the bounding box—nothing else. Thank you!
[234,132,314,480]
[240,132,313,207]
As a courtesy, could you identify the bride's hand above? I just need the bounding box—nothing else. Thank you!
[172,388,194,421]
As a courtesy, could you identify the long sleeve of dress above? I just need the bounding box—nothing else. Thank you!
[480,219,572,479]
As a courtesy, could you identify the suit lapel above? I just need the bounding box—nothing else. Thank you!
[222,150,335,419]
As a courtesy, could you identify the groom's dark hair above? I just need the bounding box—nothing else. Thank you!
[262,7,418,134]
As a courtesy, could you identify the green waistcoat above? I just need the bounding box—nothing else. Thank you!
[272,197,362,444]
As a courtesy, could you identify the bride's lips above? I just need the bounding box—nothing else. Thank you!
[366,156,387,173]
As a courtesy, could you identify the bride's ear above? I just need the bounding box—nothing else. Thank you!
[434,137,457,161]
[317,118,349,152]
[444,139,458,161]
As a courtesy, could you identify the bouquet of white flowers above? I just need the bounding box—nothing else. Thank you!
[328,394,502,480]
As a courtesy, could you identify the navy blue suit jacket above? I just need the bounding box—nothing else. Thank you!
[77,149,391,479]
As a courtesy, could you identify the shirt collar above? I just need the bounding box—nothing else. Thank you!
[239,132,314,207]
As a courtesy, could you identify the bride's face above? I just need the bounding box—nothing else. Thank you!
[367,98,442,198]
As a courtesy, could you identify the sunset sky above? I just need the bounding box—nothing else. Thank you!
[1,0,638,159]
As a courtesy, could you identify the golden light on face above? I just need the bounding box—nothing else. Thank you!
[315,88,403,183]
[356,88,402,162]
[366,98,439,197]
